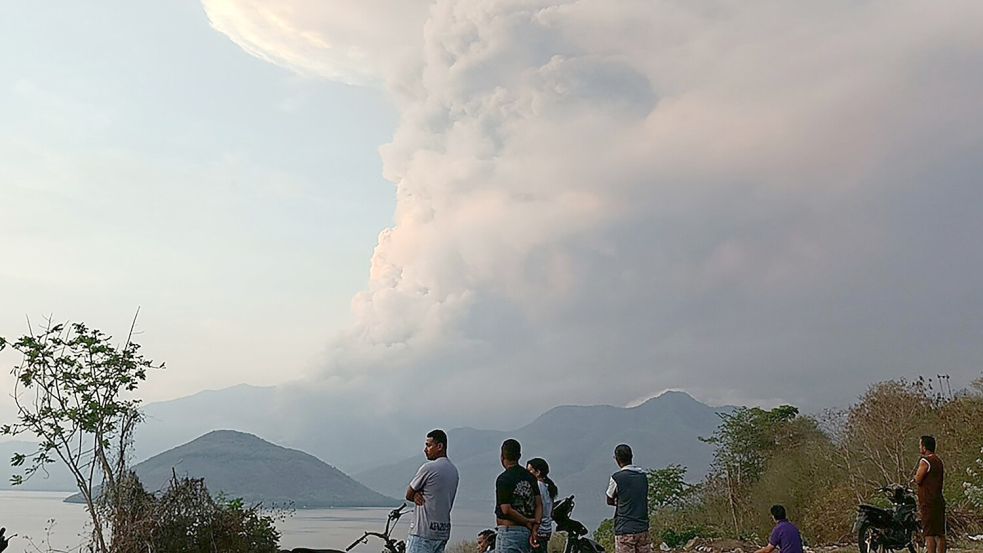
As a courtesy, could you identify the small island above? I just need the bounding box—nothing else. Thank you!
[66,430,396,508]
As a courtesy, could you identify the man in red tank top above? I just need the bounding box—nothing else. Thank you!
[914,435,945,553]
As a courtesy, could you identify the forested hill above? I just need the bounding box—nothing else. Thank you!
[65,430,396,508]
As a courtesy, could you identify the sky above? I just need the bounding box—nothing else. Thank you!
[3,0,983,428]
[0,1,396,404]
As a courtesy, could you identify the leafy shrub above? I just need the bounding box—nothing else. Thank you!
[659,527,703,549]
[594,518,614,553]
[964,447,983,511]
[108,471,282,553]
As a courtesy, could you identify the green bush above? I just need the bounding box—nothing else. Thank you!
[109,471,282,553]
[659,527,702,549]
[594,518,615,553]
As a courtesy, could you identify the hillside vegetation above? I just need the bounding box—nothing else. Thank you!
[594,377,983,550]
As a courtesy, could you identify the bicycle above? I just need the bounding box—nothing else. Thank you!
[282,504,410,553]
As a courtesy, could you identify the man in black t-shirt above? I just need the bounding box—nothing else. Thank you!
[494,439,542,553]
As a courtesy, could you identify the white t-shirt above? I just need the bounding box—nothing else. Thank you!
[537,480,554,537]
[408,457,460,540]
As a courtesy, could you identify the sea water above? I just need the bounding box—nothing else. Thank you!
[0,491,495,552]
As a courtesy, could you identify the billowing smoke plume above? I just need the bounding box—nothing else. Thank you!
[205,0,983,425]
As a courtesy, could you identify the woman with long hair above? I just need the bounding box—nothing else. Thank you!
[526,458,557,553]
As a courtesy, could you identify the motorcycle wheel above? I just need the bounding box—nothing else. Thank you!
[857,522,878,553]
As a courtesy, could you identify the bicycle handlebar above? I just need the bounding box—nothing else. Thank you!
[331,504,410,553]
[346,531,397,552]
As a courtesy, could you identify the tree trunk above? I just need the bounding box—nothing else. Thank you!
[725,467,741,536]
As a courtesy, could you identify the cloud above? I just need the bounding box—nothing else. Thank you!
[201,0,430,85]
[206,0,983,424]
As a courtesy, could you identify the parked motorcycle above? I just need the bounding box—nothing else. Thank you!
[282,504,409,553]
[552,496,605,553]
[855,485,919,553]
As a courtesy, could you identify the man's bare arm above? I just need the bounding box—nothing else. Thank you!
[606,478,618,507]
[754,544,776,553]
[529,495,544,548]
[914,458,929,485]
[500,504,534,527]
[406,487,424,505]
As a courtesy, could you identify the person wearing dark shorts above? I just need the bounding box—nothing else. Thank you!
[915,435,946,553]
[753,505,803,553]
[495,439,543,553]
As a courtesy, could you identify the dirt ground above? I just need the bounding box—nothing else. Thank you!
[674,537,983,553]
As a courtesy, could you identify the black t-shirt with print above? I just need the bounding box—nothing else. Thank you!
[495,465,540,519]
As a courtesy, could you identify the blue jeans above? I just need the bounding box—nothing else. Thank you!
[407,535,448,553]
[496,526,531,553]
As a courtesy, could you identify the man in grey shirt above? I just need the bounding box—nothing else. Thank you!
[406,429,460,553]
[605,444,650,553]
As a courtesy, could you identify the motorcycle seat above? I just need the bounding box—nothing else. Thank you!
[858,504,892,516]
[556,520,589,536]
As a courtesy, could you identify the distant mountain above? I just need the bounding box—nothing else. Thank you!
[132,384,420,474]
[4,389,731,525]
[356,391,729,527]
[66,430,397,508]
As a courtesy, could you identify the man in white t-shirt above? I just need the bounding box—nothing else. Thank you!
[406,429,460,553]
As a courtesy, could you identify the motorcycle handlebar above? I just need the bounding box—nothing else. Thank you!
[346,532,369,551]
[346,531,393,552]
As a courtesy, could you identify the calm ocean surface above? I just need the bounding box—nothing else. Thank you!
[0,491,494,552]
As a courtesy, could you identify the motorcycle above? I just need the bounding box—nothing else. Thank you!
[552,496,606,553]
[281,504,409,553]
[855,485,919,553]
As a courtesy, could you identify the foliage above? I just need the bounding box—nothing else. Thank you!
[692,376,983,544]
[445,540,478,553]
[830,379,938,493]
[659,527,702,549]
[0,318,163,552]
[648,465,692,512]
[965,447,983,511]
[108,471,282,553]
[699,405,799,535]
[594,517,615,553]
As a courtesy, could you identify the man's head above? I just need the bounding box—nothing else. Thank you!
[425,429,448,460]
[770,505,787,521]
[477,529,496,552]
[920,435,937,455]
[501,439,521,467]
[614,444,633,467]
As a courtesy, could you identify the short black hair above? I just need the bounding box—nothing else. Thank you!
[478,529,496,549]
[502,439,521,462]
[921,435,936,452]
[770,505,787,521]
[428,429,448,448]
[614,444,633,465]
